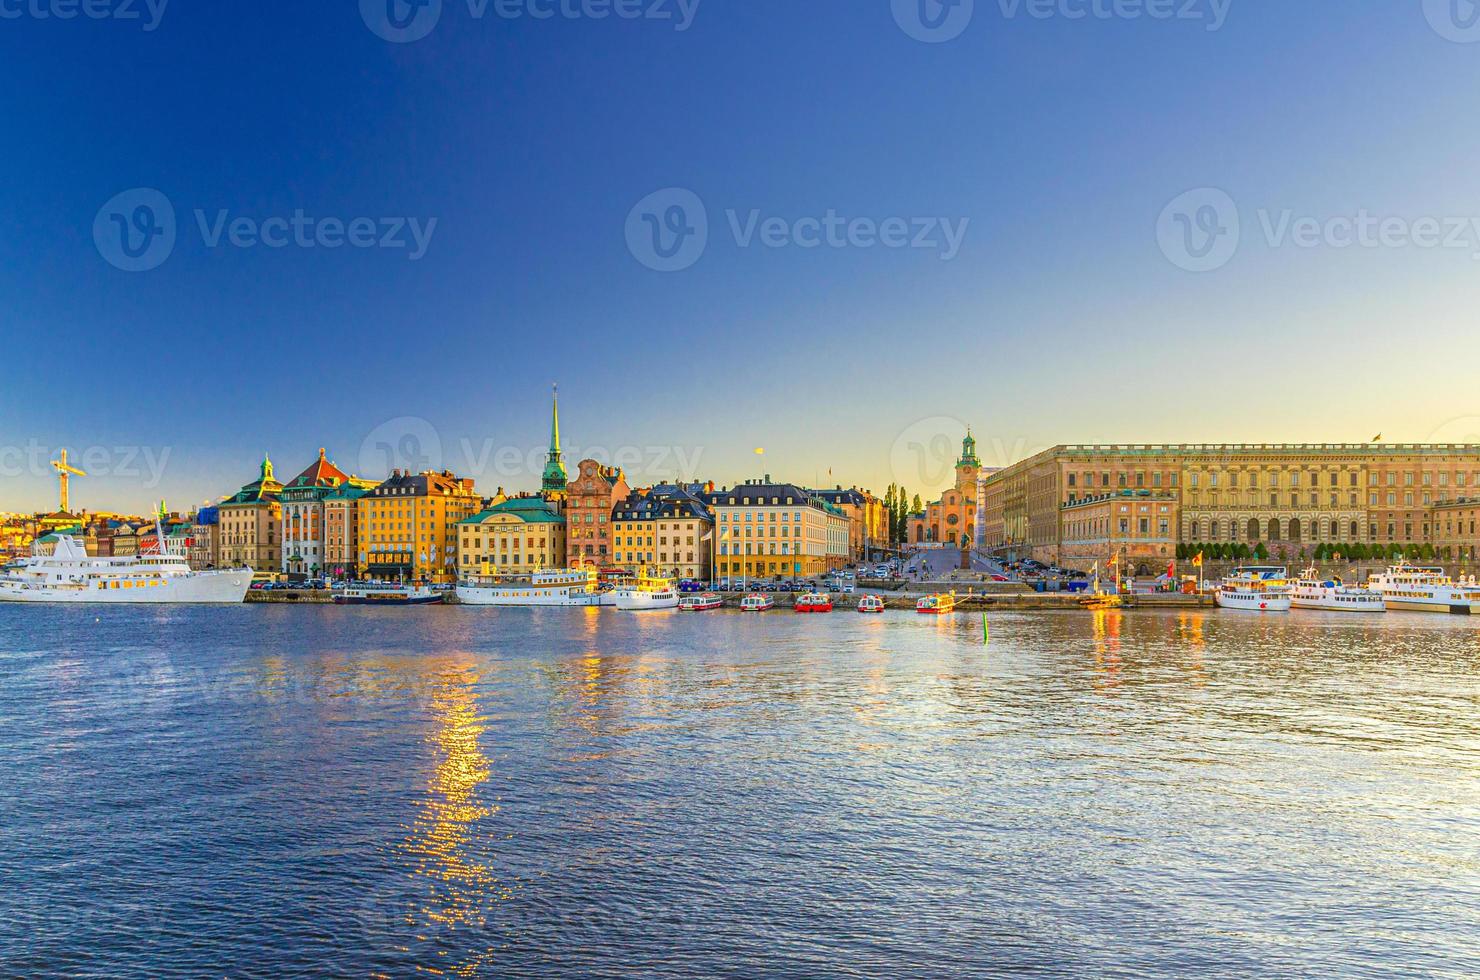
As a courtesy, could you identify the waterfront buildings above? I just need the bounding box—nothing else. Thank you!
[323,484,369,578]
[457,496,565,576]
[981,444,1480,569]
[1059,491,1181,571]
[278,449,374,578]
[1430,497,1480,562]
[357,469,479,583]
[565,459,628,568]
[907,432,982,547]
[219,455,284,573]
[189,507,220,570]
[711,478,849,581]
[610,486,713,580]
[814,487,892,561]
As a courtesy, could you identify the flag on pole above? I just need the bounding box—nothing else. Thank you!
[1192,552,1204,567]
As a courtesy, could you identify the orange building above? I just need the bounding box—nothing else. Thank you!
[565,459,628,568]
[908,432,981,547]
[357,469,480,583]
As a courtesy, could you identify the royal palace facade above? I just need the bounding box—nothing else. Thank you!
[981,444,1480,568]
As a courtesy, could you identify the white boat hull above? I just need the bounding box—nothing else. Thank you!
[455,586,604,607]
[0,568,251,604]
[1383,596,1476,615]
[1290,591,1385,613]
[1216,591,1291,612]
[611,590,679,610]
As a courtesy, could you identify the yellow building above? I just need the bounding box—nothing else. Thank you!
[712,478,849,581]
[219,455,284,573]
[907,432,981,547]
[357,469,480,583]
[610,487,712,580]
[457,496,565,577]
[1059,491,1181,573]
[1430,497,1480,562]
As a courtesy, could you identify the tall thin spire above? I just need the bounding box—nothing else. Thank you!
[541,382,568,496]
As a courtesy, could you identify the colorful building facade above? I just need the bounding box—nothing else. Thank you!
[565,459,628,568]
[357,469,479,582]
[457,496,566,576]
[278,449,373,578]
[711,479,848,581]
[908,432,981,547]
[610,486,712,580]
[219,455,284,573]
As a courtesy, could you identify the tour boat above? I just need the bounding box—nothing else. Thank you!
[1215,566,1291,612]
[794,591,833,613]
[1367,562,1480,615]
[856,594,886,614]
[0,528,250,604]
[679,592,723,611]
[334,583,444,605]
[916,593,956,615]
[456,567,604,607]
[1289,568,1384,613]
[740,593,774,612]
[610,569,680,611]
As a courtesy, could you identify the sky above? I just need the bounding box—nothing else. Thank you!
[4,0,1480,513]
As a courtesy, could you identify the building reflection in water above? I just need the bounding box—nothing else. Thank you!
[1091,609,1123,690]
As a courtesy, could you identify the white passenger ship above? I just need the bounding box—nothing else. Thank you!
[1367,563,1480,615]
[456,567,605,607]
[1290,568,1385,613]
[609,569,680,610]
[0,532,251,604]
[1215,566,1292,612]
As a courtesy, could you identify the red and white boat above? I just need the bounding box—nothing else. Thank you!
[740,593,774,612]
[794,591,833,613]
[857,594,885,614]
[679,592,723,611]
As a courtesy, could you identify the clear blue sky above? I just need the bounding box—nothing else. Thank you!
[4,1,1480,512]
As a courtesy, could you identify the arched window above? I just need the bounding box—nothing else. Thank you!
[1247,518,1261,541]
[1268,519,1280,541]
[1289,519,1302,543]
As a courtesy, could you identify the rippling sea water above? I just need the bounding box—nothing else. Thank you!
[1,604,1478,978]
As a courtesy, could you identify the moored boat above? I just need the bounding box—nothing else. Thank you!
[794,591,833,613]
[1290,567,1384,613]
[740,593,774,612]
[916,592,956,615]
[1215,566,1291,612]
[610,568,680,610]
[334,583,444,605]
[456,567,604,607]
[679,592,723,611]
[1367,562,1480,615]
[856,594,885,613]
[0,526,250,604]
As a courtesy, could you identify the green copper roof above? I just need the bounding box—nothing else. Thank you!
[461,497,564,525]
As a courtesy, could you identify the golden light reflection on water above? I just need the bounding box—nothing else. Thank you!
[394,663,510,978]
[1091,609,1123,690]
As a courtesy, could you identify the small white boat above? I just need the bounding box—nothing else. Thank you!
[1368,562,1480,615]
[1215,566,1291,612]
[679,593,723,611]
[856,594,885,614]
[334,583,443,605]
[1290,568,1384,613]
[739,593,774,612]
[610,568,680,610]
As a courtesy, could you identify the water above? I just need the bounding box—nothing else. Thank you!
[1,605,1478,979]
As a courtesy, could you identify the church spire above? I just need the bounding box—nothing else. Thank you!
[541,383,568,496]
